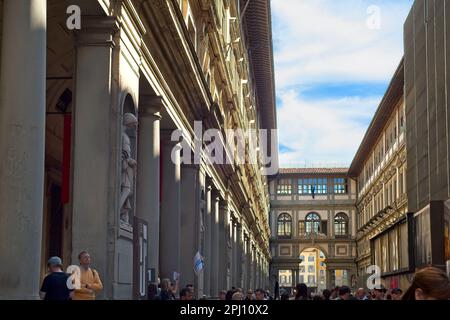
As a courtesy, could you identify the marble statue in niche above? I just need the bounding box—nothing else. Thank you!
[120,113,138,224]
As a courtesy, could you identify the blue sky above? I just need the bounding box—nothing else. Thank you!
[272,0,414,168]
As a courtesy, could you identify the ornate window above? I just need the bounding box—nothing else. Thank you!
[277,213,292,238]
[334,213,349,237]
[305,213,321,234]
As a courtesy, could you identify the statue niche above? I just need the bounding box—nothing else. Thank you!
[120,113,138,224]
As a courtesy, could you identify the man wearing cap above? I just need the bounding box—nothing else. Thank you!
[40,257,73,300]
[373,285,387,300]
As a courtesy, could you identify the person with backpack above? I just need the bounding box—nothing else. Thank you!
[73,251,103,300]
[40,257,73,300]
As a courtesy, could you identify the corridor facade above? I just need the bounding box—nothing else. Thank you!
[0,0,276,299]
[349,60,411,290]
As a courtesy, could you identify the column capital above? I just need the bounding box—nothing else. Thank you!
[219,199,229,209]
[139,95,164,118]
[75,16,119,48]
[212,188,221,200]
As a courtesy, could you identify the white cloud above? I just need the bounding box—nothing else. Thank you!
[272,0,413,167]
[277,90,380,167]
[272,0,411,87]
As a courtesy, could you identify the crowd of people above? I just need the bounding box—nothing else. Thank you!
[40,257,450,301]
[148,266,450,301]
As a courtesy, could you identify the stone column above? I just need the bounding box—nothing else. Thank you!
[327,269,335,289]
[245,236,251,290]
[255,253,259,289]
[396,167,400,199]
[241,234,247,290]
[265,260,269,289]
[291,269,296,288]
[260,255,263,289]
[248,242,253,290]
[210,190,220,297]
[231,217,238,287]
[236,223,243,288]
[159,134,181,280]
[262,258,265,289]
[258,253,262,289]
[71,16,118,299]
[226,208,232,290]
[180,165,200,289]
[0,0,46,299]
[203,183,212,296]
[218,200,228,291]
[136,96,163,283]
[250,244,255,290]
[195,169,206,298]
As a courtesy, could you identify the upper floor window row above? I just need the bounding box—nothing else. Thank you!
[276,178,348,195]
[298,178,327,195]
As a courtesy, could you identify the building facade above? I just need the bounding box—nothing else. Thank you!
[298,248,327,292]
[349,61,412,290]
[269,169,358,293]
[0,0,276,299]
[404,0,450,273]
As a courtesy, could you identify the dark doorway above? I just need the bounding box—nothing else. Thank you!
[48,184,63,258]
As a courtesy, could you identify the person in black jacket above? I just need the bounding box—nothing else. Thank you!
[40,257,73,301]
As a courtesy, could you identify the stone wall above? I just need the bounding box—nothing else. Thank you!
[0,0,3,76]
[404,0,450,213]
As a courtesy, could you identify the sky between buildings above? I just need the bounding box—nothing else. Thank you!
[272,0,414,168]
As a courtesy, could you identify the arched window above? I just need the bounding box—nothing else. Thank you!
[305,213,321,234]
[334,213,349,237]
[277,213,292,238]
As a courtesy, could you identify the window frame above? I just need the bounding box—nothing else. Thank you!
[277,179,292,195]
[334,212,349,237]
[305,212,321,234]
[333,178,348,194]
[277,213,292,238]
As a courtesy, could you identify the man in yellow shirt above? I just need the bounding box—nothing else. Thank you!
[73,251,103,300]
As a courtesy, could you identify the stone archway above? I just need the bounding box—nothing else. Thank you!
[298,247,328,293]
[298,243,329,259]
